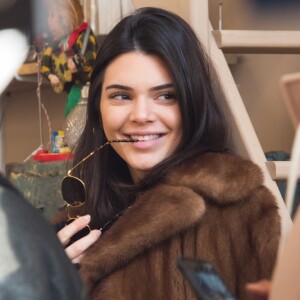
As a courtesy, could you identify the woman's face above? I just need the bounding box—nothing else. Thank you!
[100,52,182,182]
[48,8,67,41]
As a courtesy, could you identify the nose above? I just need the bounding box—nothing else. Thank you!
[129,98,156,124]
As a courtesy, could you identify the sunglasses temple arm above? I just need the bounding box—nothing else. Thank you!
[67,145,106,175]
[67,139,137,175]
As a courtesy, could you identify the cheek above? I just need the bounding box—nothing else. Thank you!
[169,108,182,145]
[100,102,116,139]
[168,107,182,133]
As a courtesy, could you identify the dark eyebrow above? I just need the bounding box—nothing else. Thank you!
[105,84,132,91]
[105,83,174,91]
[150,83,174,91]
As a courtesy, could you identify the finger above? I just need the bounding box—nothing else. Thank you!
[72,254,84,264]
[57,215,91,246]
[65,229,101,261]
[246,280,271,300]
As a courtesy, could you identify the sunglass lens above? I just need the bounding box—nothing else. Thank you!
[62,176,85,205]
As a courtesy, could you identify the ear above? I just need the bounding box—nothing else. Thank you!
[0,29,28,94]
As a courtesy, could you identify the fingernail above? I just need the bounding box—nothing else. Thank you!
[81,214,91,222]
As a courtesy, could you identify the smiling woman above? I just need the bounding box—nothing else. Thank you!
[53,7,281,300]
[100,52,182,182]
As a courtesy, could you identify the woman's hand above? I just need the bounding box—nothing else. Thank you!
[57,215,101,264]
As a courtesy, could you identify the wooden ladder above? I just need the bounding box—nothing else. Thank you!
[187,0,293,245]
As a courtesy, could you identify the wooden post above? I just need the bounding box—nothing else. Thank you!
[188,0,209,50]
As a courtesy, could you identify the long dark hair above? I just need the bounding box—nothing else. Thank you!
[74,7,229,228]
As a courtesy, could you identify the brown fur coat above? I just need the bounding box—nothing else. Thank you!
[60,152,281,300]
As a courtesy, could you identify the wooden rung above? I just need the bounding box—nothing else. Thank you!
[213,30,300,54]
[266,161,300,180]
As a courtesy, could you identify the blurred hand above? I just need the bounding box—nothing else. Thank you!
[245,279,271,300]
[57,215,101,264]
[48,74,60,86]
[67,57,77,73]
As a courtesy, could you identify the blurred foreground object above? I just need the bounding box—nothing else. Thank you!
[279,73,300,218]
[0,172,86,299]
[0,30,28,94]
[0,0,48,44]
[270,207,300,300]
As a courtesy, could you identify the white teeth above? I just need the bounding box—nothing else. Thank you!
[130,134,160,141]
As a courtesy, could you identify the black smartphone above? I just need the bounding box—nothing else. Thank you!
[177,257,236,300]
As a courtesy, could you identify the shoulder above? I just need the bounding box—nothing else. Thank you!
[0,178,62,262]
[78,30,97,50]
[165,152,266,204]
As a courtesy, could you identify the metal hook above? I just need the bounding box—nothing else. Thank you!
[218,0,223,30]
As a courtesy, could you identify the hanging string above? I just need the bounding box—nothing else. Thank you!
[23,49,52,162]
[36,52,44,148]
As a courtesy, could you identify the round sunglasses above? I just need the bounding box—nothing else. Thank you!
[61,139,136,242]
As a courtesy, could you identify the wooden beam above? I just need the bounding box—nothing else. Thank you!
[266,161,300,181]
[213,30,300,54]
[208,24,292,242]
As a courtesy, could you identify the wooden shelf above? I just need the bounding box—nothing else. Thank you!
[266,161,300,180]
[213,30,300,54]
[17,62,38,76]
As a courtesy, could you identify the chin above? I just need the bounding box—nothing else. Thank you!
[133,163,157,172]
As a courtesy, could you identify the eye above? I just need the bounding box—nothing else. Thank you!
[156,92,176,101]
[109,92,131,100]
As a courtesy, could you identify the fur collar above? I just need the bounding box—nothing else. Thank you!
[80,182,206,287]
[164,152,264,204]
[80,152,264,288]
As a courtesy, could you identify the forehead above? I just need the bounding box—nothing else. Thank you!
[103,52,173,86]
[48,6,58,16]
